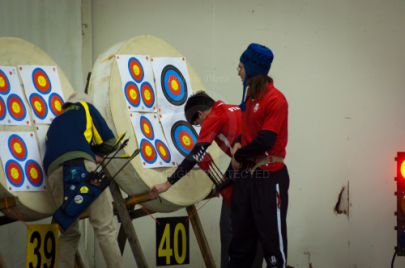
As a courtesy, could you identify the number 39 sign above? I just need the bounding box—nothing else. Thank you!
[26,224,59,268]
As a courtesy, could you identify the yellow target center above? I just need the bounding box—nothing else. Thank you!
[38,75,47,87]
[12,102,21,113]
[34,101,43,112]
[171,80,179,91]
[145,145,152,156]
[30,168,39,179]
[13,143,22,154]
[400,161,405,179]
[130,89,138,99]
[144,90,151,100]
[182,136,191,146]
[0,77,5,87]
[11,167,19,179]
[144,124,150,135]
[133,65,140,76]
[159,146,167,157]
[54,100,62,112]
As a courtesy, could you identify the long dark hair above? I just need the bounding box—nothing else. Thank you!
[246,75,273,100]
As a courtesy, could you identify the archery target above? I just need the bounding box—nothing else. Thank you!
[18,65,65,124]
[0,96,6,120]
[29,93,48,120]
[48,92,64,116]
[7,94,27,121]
[0,66,32,126]
[5,160,24,187]
[124,81,141,108]
[0,69,10,95]
[161,65,187,105]
[0,131,46,191]
[32,67,52,94]
[151,57,193,115]
[140,115,155,140]
[171,120,197,157]
[25,160,44,187]
[128,57,144,83]
[8,134,28,161]
[140,81,155,108]
[116,55,156,112]
[155,139,171,163]
[140,139,157,164]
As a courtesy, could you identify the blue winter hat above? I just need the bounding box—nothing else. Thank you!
[239,43,273,111]
[240,43,274,81]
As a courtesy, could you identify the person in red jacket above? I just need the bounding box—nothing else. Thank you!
[151,91,263,268]
[230,43,290,268]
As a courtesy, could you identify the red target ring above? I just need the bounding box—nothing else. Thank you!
[140,116,154,140]
[5,160,24,187]
[155,139,171,163]
[32,67,51,94]
[7,94,27,121]
[124,82,141,108]
[29,93,48,119]
[141,82,155,108]
[128,57,144,83]
[140,139,157,164]
[49,92,64,116]
[8,134,28,161]
[25,160,44,187]
[0,96,6,120]
[0,69,10,95]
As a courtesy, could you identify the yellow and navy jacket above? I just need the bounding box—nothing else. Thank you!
[43,101,116,175]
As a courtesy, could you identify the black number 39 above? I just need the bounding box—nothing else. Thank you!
[28,230,56,268]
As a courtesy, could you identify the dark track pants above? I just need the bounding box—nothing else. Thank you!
[220,199,264,268]
[229,166,289,268]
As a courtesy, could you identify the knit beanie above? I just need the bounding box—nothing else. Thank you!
[239,43,273,111]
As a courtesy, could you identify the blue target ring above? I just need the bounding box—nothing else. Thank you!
[7,94,27,121]
[25,160,44,187]
[171,121,197,156]
[5,160,24,187]
[140,139,157,164]
[29,93,48,120]
[32,67,52,94]
[161,65,188,105]
[128,57,144,83]
[155,139,172,163]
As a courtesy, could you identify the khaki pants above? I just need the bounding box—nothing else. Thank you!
[47,160,123,268]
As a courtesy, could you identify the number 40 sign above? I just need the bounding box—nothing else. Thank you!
[26,224,59,268]
[156,217,189,266]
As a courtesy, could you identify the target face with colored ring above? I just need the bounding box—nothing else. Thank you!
[5,160,24,187]
[8,134,28,161]
[140,139,157,164]
[124,81,141,108]
[139,116,155,140]
[0,69,10,95]
[141,82,155,108]
[171,121,197,156]
[7,94,27,121]
[32,67,52,94]
[25,160,44,187]
[0,96,6,120]
[128,57,144,83]
[155,139,171,163]
[48,92,64,116]
[29,93,48,119]
[161,65,188,106]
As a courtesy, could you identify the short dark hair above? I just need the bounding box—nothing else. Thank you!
[184,91,215,124]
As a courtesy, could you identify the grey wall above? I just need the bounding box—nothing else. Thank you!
[91,0,405,267]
